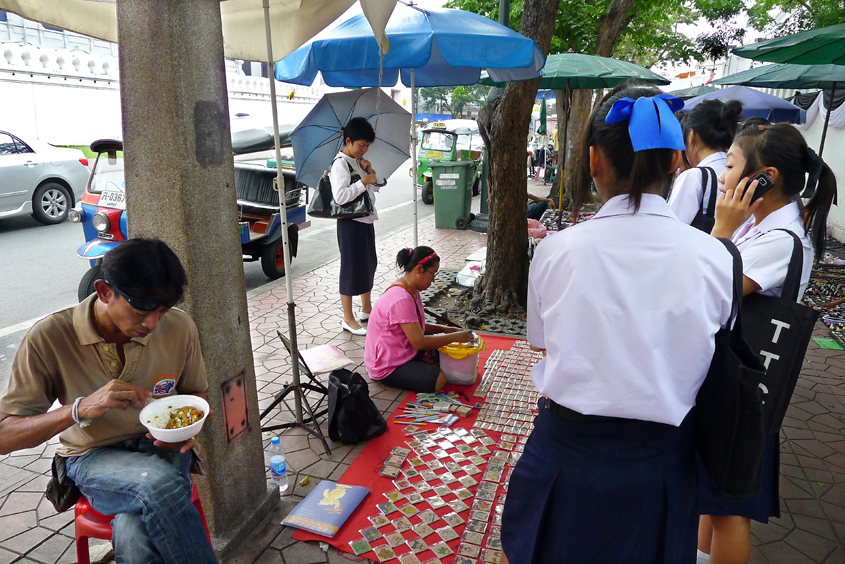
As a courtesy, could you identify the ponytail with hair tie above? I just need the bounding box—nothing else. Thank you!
[802,147,832,203]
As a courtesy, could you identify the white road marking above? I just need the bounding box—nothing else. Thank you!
[0,316,45,338]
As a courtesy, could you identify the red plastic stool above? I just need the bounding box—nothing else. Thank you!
[74,482,210,564]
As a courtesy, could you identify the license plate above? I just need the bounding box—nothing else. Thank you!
[99,189,126,210]
[427,151,443,159]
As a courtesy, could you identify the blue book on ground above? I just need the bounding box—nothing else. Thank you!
[281,480,370,538]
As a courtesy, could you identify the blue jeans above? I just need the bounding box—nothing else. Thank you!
[66,437,216,564]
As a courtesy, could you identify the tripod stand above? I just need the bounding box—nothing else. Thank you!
[259,328,332,456]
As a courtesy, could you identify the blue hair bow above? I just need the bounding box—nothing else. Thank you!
[605,94,685,152]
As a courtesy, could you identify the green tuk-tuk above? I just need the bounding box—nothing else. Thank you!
[415,119,483,204]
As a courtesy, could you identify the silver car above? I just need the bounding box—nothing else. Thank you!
[0,130,90,224]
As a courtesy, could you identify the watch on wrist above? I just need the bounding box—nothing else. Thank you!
[72,397,93,428]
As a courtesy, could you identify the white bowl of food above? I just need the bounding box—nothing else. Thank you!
[139,395,209,443]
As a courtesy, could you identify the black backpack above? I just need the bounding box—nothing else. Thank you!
[690,166,718,233]
[327,368,387,444]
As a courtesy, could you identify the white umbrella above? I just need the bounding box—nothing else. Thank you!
[0,0,396,63]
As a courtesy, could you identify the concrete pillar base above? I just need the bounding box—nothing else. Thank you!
[213,484,280,561]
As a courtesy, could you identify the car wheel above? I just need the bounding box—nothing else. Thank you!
[32,182,72,225]
[260,237,288,280]
[78,264,103,302]
[422,180,434,205]
[472,177,480,197]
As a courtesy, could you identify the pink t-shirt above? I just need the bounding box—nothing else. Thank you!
[364,282,425,380]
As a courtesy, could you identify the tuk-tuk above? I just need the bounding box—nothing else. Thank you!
[415,119,483,204]
[69,137,310,301]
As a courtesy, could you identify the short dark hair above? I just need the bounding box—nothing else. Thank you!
[343,117,376,144]
[102,238,187,305]
[396,246,439,272]
[733,124,837,261]
[575,82,680,212]
[681,99,743,152]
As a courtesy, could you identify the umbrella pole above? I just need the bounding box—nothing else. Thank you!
[260,0,330,456]
[819,82,836,157]
[556,79,570,231]
[412,69,419,247]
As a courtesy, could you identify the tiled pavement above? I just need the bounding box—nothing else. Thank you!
[0,181,843,563]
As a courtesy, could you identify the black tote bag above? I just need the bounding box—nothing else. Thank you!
[306,158,373,219]
[695,239,767,499]
[740,230,819,434]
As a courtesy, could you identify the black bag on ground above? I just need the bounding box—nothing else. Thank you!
[306,158,373,219]
[740,229,819,434]
[690,166,718,233]
[327,368,387,444]
[695,239,767,499]
[45,454,81,512]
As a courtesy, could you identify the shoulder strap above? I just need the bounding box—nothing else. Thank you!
[698,167,718,217]
[772,228,805,302]
[717,238,744,332]
[384,283,423,326]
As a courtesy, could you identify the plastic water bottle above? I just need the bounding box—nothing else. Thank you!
[269,436,288,494]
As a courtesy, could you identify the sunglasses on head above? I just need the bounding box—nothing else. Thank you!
[106,280,174,312]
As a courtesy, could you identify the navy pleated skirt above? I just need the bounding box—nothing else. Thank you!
[698,433,780,523]
[337,218,377,296]
[502,400,699,564]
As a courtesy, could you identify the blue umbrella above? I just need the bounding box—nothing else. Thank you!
[274,3,544,245]
[274,3,544,87]
[291,87,412,188]
[683,85,806,124]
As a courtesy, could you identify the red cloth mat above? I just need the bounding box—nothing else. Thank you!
[292,334,521,559]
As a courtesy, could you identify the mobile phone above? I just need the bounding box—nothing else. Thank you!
[749,172,775,202]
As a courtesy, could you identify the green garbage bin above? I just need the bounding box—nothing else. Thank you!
[430,160,477,229]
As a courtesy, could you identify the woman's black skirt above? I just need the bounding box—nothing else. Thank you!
[337,218,377,296]
[501,400,699,564]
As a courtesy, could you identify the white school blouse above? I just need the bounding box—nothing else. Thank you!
[668,152,727,225]
[329,152,380,224]
[732,201,812,299]
[527,194,734,427]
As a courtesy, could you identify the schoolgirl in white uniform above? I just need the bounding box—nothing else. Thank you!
[501,84,735,564]
[668,100,743,230]
[699,123,836,564]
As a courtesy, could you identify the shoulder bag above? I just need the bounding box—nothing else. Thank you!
[690,166,718,233]
[740,229,819,434]
[306,157,373,219]
[695,239,767,499]
[327,368,387,444]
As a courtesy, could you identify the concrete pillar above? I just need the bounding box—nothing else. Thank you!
[115,0,277,559]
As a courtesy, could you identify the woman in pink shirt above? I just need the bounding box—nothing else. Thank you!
[364,246,473,392]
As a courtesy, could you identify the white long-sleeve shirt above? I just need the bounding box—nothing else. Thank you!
[329,152,379,224]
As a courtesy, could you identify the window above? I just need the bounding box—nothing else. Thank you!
[0,133,18,155]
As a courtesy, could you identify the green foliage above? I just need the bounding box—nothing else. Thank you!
[695,25,746,63]
[418,84,488,117]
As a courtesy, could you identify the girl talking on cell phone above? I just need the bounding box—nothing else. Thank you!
[698,123,836,564]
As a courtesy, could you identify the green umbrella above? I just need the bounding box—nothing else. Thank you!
[481,52,669,226]
[718,61,845,156]
[481,52,670,89]
[666,85,718,100]
[537,99,547,135]
[732,23,845,65]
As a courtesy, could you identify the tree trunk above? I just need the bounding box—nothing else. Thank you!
[471,0,560,314]
[548,0,635,209]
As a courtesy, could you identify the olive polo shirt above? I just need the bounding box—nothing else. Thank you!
[0,294,208,457]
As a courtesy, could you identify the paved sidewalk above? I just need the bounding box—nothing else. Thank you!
[0,186,842,563]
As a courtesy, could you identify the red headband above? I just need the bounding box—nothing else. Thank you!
[417,252,438,265]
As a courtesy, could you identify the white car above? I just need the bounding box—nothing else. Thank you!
[0,130,90,224]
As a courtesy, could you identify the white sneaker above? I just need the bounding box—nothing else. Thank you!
[341,320,367,336]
